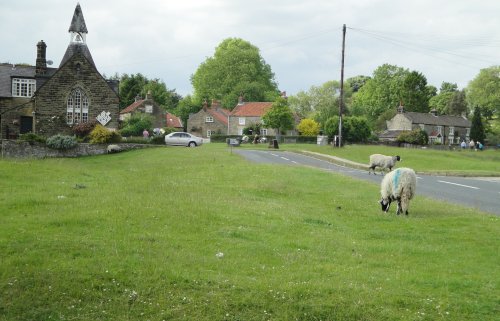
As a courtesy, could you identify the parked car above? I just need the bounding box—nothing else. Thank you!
[164,132,203,147]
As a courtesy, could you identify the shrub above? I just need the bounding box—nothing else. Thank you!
[46,134,78,150]
[89,125,122,144]
[119,114,153,137]
[72,120,98,138]
[396,128,428,145]
[150,134,166,145]
[18,132,46,145]
[297,119,320,136]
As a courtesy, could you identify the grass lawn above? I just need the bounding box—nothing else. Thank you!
[0,144,498,320]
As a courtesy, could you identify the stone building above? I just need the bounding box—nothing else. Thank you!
[120,92,166,129]
[379,104,472,144]
[228,99,274,136]
[0,4,119,139]
[187,100,230,138]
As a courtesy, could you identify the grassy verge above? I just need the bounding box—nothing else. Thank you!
[275,143,500,176]
[0,144,498,320]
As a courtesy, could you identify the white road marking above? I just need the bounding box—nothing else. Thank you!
[438,180,479,190]
[281,157,290,161]
[291,161,299,164]
[270,153,280,157]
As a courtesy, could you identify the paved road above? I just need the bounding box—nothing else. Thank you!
[233,149,500,216]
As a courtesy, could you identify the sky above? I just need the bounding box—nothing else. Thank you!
[1,0,500,97]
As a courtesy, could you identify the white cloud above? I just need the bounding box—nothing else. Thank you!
[1,0,500,96]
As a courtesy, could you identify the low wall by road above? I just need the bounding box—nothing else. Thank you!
[1,140,158,159]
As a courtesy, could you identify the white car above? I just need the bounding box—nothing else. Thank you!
[164,132,204,147]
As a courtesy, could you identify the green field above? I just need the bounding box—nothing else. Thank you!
[0,144,498,320]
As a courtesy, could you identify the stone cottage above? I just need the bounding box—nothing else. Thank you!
[379,104,472,144]
[119,92,167,129]
[187,100,231,138]
[0,4,119,139]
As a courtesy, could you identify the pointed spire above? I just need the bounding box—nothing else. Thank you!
[69,3,88,34]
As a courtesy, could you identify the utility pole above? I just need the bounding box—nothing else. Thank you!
[338,24,346,148]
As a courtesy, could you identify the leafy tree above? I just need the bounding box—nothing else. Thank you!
[466,66,500,119]
[297,119,320,136]
[142,80,181,110]
[343,116,371,143]
[351,64,431,122]
[118,73,148,109]
[447,90,467,116]
[322,115,371,143]
[118,74,181,111]
[346,75,371,93]
[323,116,339,138]
[288,80,348,127]
[470,107,486,143]
[173,95,200,131]
[262,97,294,137]
[191,38,280,109]
[429,82,459,115]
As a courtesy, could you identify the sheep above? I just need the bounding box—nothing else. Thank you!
[379,167,417,215]
[368,154,401,175]
[107,144,122,154]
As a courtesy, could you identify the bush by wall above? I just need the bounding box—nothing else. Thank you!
[89,125,122,144]
[46,134,78,150]
[18,133,46,145]
[72,120,98,138]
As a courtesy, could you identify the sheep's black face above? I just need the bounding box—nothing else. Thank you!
[396,156,401,161]
[380,199,391,212]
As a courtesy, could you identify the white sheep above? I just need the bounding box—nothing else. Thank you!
[368,154,401,175]
[107,144,122,154]
[379,167,417,215]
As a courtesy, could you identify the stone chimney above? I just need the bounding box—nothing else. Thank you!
[280,91,287,99]
[202,99,208,111]
[36,40,47,75]
[430,109,438,116]
[238,94,244,105]
[135,94,141,102]
[145,90,152,100]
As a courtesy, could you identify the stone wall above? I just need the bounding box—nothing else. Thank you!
[1,140,158,158]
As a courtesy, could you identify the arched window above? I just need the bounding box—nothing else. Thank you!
[67,88,89,124]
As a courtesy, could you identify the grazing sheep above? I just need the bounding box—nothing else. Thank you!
[368,154,401,175]
[107,144,122,154]
[379,167,417,215]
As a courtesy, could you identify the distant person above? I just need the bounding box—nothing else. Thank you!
[478,142,484,151]
[143,129,150,139]
[460,140,466,149]
[469,139,475,150]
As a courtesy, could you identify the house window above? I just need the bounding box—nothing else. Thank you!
[436,126,442,135]
[239,117,245,125]
[466,128,470,137]
[449,126,454,135]
[207,130,213,137]
[260,128,268,136]
[205,116,214,123]
[238,128,243,135]
[67,88,89,124]
[145,105,153,113]
[12,78,36,97]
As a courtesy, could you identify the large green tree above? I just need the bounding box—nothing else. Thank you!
[173,95,200,131]
[447,90,467,116]
[288,81,346,126]
[466,66,500,119]
[118,73,180,111]
[191,38,280,109]
[429,82,459,115]
[262,97,294,137]
[350,64,432,122]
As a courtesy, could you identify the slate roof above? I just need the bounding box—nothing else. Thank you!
[69,3,88,33]
[59,43,95,68]
[0,63,57,98]
[231,102,273,117]
[403,112,470,127]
